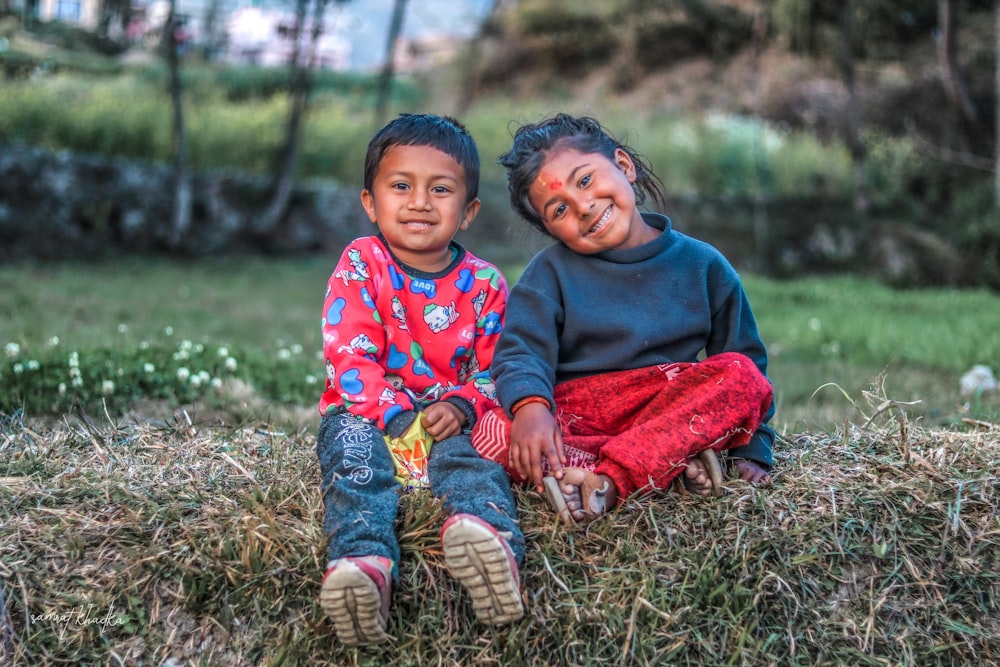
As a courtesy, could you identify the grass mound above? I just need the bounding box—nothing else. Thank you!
[1,412,997,665]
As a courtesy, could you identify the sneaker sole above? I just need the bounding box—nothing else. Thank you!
[442,519,524,625]
[319,560,391,646]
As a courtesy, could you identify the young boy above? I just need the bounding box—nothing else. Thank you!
[315,114,524,646]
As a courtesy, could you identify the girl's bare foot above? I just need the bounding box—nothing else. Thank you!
[729,458,772,484]
[543,467,618,524]
[680,457,714,496]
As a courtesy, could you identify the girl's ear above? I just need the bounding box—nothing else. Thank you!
[614,148,637,183]
[460,198,481,231]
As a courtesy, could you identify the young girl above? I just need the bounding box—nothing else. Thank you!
[472,113,776,525]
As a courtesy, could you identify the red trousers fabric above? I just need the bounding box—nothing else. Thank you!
[473,352,773,500]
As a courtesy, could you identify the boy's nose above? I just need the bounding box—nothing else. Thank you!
[407,190,432,210]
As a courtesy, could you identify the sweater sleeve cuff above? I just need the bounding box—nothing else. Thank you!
[442,396,477,430]
[385,410,419,438]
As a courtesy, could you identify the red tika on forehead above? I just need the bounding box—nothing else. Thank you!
[548,178,562,191]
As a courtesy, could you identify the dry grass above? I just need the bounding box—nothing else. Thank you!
[1,407,998,666]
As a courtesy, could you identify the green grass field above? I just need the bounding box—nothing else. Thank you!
[2,258,998,431]
[2,259,999,666]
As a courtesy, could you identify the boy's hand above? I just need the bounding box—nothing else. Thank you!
[421,402,466,440]
[510,403,565,493]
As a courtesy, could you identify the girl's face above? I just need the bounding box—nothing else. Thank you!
[527,147,659,254]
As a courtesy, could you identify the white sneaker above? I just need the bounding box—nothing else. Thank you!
[440,513,524,626]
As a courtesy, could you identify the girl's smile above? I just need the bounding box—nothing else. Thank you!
[528,147,659,254]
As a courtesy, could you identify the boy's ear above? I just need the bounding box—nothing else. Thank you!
[614,148,637,183]
[459,198,481,231]
[360,189,378,224]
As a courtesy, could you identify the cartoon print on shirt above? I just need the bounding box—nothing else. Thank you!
[424,301,460,333]
[471,289,487,320]
[325,358,336,386]
[458,348,481,384]
[335,248,370,286]
[471,372,497,402]
[390,296,408,331]
[338,333,378,358]
[377,385,397,406]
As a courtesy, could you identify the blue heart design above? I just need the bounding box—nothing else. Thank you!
[360,287,376,310]
[325,298,347,326]
[455,268,474,293]
[384,404,403,424]
[412,358,434,378]
[389,265,406,290]
[340,368,364,395]
[386,344,408,370]
[481,312,503,336]
[409,278,436,298]
[450,346,469,368]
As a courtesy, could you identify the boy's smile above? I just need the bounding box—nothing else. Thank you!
[361,145,480,273]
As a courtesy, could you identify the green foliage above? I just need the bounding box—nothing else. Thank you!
[2,260,999,431]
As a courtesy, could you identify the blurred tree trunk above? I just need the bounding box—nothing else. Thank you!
[938,0,979,150]
[257,0,331,234]
[749,1,769,272]
[201,0,224,61]
[166,0,192,248]
[995,0,1000,207]
[455,0,503,115]
[838,0,868,213]
[374,0,408,129]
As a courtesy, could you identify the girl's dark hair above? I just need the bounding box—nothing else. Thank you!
[364,113,480,202]
[497,113,666,234]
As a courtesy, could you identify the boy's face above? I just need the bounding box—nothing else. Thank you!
[361,145,480,273]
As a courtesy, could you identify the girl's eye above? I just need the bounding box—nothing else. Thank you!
[578,174,592,188]
[552,203,567,219]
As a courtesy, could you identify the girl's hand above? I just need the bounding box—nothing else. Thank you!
[510,403,565,493]
[422,402,465,440]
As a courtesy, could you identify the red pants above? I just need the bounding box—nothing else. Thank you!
[473,352,773,500]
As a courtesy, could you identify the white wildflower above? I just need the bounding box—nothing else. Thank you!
[164,326,174,336]
[27,360,40,371]
[102,380,115,395]
[291,344,303,355]
[808,317,822,332]
[48,336,60,347]
[305,374,317,385]
[117,323,128,334]
[217,346,229,358]
[58,382,67,394]
[13,363,23,374]
[177,367,190,382]
[71,376,83,388]
[278,348,292,361]
[224,356,238,372]
[3,342,20,358]
[144,363,155,374]
[211,377,223,389]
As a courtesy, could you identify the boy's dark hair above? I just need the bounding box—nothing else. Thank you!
[363,113,481,202]
[497,113,667,235]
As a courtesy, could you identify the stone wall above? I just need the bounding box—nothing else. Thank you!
[0,143,976,289]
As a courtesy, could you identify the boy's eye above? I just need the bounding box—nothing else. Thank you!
[431,185,452,194]
[391,182,410,191]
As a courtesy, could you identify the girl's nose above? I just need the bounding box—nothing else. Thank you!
[574,194,595,217]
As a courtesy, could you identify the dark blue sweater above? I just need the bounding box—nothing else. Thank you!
[492,213,775,467]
